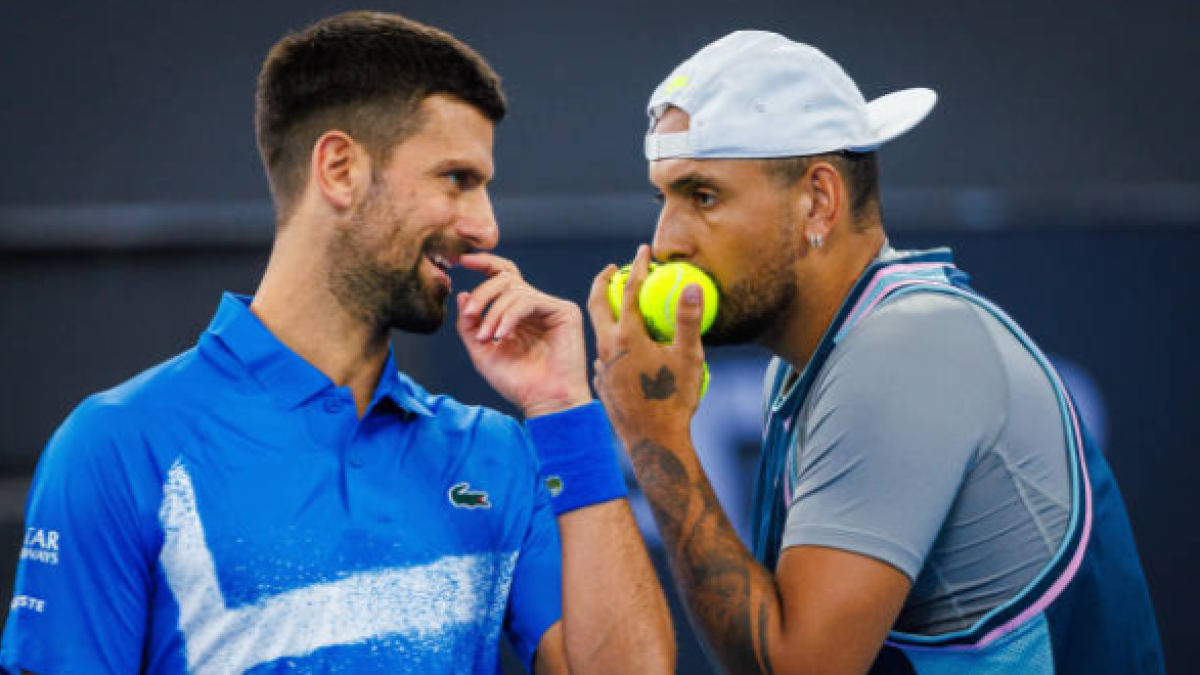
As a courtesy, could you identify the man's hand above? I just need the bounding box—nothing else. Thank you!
[456,253,591,418]
[586,245,706,443]
[585,248,908,675]
[460,251,676,674]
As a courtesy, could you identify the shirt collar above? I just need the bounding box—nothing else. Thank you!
[387,367,435,418]
[874,238,900,263]
[204,293,433,417]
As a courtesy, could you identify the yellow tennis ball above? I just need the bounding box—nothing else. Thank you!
[607,261,718,398]
[607,262,719,342]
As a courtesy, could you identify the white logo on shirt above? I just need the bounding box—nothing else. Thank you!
[20,528,60,566]
[11,594,46,613]
[158,460,517,675]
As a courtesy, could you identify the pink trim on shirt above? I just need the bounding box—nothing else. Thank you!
[884,295,1095,652]
[972,371,1094,647]
[844,263,951,326]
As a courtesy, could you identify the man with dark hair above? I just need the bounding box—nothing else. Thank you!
[588,31,1163,675]
[0,11,673,675]
[255,12,509,223]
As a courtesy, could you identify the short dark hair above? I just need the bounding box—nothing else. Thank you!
[762,151,880,227]
[255,11,507,220]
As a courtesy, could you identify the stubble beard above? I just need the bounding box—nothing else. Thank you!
[326,183,449,336]
[703,212,799,346]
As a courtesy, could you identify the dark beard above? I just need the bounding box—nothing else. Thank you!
[326,190,449,335]
[702,212,799,346]
[328,240,446,335]
[703,272,797,346]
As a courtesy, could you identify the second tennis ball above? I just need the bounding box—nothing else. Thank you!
[607,261,720,341]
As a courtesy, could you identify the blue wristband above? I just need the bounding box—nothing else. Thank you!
[525,400,628,516]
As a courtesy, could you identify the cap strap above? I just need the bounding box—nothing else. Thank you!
[644,132,693,160]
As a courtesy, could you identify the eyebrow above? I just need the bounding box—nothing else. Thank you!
[664,172,720,194]
[430,159,492,183]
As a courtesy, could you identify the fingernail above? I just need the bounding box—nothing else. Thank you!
[683,284,702,305]
[463,301,476,315]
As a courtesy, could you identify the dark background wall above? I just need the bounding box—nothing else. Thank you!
[2,0,1198,204]
[1,0,1196,672]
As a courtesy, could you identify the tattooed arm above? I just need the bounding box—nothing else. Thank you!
[626,437,910,675]
[586,248,911,675]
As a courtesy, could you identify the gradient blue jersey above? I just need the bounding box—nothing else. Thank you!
[1,294,563,675]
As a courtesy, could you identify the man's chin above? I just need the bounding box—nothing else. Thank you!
[385,291,448,335]
[401,319,443,335]
[391,311,444,335]
[703,315,771,346]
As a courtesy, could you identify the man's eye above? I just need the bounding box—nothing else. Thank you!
[447,171,478,190]
[694,191,717,207]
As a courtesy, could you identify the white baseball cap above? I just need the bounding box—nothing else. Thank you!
[645,31,937,160]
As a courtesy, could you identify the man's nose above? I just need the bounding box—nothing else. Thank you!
[457,189,499,251]
[651,202,695,262]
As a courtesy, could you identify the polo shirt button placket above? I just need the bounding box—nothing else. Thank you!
[319,394,362,468]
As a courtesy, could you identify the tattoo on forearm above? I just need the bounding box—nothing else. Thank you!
[631,439,777,675]
[629,440,688,534]
[639,366,676,400]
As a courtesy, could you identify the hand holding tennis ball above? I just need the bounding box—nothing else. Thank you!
[607,261,719,396]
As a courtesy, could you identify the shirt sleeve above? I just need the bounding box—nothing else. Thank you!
[780,292,1008,580]
[1,397,159,675]
[502,426,563,672]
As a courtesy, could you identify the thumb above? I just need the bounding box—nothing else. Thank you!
[674,283,705,351]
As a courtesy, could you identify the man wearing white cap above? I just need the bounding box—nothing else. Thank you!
[587,31,1163,674]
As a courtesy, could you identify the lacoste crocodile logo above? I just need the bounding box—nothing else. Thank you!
[448,482,491,509]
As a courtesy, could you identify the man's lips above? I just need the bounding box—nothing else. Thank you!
[424,251,456,287]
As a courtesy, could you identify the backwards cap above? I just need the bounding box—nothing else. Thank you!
[645,31,936,160]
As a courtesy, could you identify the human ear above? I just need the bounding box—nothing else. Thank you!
[311,131,368,212]
[802,162,845,248]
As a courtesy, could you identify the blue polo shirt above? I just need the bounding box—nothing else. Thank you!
[1,294,563,675]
